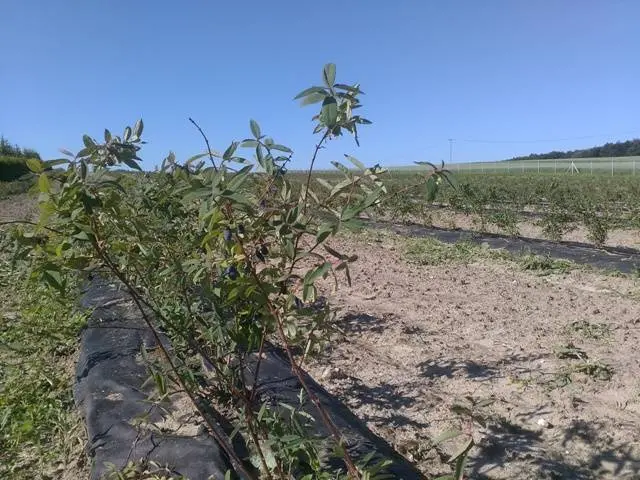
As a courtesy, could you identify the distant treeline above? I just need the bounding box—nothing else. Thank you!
[0,136,41,160]
[509,139,640,161]
[0,136,41,181]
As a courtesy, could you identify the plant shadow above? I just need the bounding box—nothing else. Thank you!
[469,414,640,480]
[335,312,388,335]
[330,375,429,429]
[416,352,549,382]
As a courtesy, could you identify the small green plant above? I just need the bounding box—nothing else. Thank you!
[554,342,588,360]
[104,459,188,480]
[567,320,611,340]
[431,395,494,480]
[487,208,520,236]
[405,238,485,266]
[538,210,575,242]
[582,212,610,247]
[519,253,571,274]
[551,343,614,386]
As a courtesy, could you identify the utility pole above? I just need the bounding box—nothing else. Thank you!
[448,138,454,165]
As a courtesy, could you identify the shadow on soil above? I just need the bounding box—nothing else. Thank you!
[417,352,549,382]
[330,312,640,479]
[337,312,388,334]
[471,418,640,479]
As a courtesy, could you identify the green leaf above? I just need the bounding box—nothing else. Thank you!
[41,267,64,293]
[122,157,142,171]
[426,177,438,201]
[323,63,336,88]
[302,283,316,303]
[334,83,363,94]
[249,119,261,139]
[240,139,259,148]
[269,144,293,153]
[134,119,144,138]
[320,96,338,128]
[44,158,69,168]
[82,135,95,148]
[329,178,354,199]
[38,173,50,193]
[331,160,351,176]
[303,261,331,287]
[59,148,75,157]
[316,223,336,244]
[227,165,253,190]
[104,129,112,142]
[76,148,91,158]
[432,430,463,445]
[311,178,331,193]
[323,244,346,260]
[182,188,211,203]
[415,160,438,170]
[185,153,211,165]
[301,92,327,106]
[294,86,327,100]
[26,158,44,173]
[450,437,474,464]
[124,126,132,141]
[79,160,87,180]
[223,141,239,160]
[344,155,365,170]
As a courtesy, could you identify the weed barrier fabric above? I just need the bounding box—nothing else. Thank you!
[74,278,233,480]
[75,278,426,479]
[366,220,640,274]
[239,344,427,479]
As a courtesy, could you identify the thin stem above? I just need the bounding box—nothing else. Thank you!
[0,220,64,235]
[188,117,218,171]
[91,235,255,479]
[227,223,360,477]
[271,309,361,479]
[302,130,330,215]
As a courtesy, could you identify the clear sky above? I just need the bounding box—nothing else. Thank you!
[1,1,639,170]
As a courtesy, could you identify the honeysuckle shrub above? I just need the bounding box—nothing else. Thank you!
[11,64,453,480]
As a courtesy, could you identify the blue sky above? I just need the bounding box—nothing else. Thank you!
[2,1,638,170]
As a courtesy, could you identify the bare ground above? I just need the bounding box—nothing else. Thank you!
[308,230,640,479]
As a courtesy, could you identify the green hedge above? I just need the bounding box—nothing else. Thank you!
[0,156,31,181]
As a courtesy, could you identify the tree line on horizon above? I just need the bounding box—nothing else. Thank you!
[0,136,41,182]
[508,138,640,161]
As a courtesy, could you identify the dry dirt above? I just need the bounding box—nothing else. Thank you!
[307,229,640,479]
[0,193,38,223]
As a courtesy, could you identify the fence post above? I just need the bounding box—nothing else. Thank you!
[590,160,593,175]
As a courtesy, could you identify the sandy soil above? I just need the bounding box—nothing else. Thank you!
[307,230,640,479]
[0,193,38,223]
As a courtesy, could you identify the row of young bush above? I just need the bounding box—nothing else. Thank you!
[371,172,640,246]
